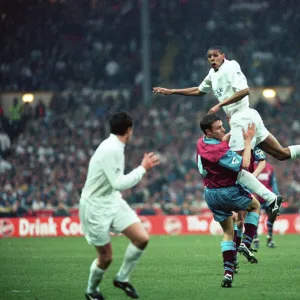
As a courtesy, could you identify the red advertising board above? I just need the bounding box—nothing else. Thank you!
[1,214,300,238]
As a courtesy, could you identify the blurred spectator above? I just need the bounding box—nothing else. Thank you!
[35,100,46,119]
[8,98,22,140]
[54,202,70,217]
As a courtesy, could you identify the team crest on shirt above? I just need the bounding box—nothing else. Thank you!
[213,88,224,98]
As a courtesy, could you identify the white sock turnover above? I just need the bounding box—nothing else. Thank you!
[116,243,144,282]
[288,145,300,160]
[87,259,105,294]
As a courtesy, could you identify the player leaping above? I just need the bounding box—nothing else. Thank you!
[153,46,300,163]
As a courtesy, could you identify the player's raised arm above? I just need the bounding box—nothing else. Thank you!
[152,86,205,96]
[241,123,256,169]
[101,150,159,191]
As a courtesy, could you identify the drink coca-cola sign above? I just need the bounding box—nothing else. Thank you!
[0,214,299,238]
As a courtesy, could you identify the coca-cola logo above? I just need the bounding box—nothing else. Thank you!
[140,216,152,234]
[294,216,300,232]
[209,219,223,235]
[0,218,15,237]
[164,217,182,235]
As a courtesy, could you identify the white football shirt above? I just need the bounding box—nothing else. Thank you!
[80,134,146,207]
[198,59,249,117]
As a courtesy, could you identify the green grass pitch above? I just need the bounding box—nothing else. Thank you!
[0,235,299,300]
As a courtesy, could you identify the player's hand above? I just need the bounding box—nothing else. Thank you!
[243,123,256,141]
[152,87,173,95]
[141,152,160,170]
[208,104,221,114]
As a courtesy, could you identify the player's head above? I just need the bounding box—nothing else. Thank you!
[200,114,225,140]
[207,46,225,71]
[109,111,133,143]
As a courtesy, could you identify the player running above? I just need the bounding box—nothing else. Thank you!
[79,112,160,300]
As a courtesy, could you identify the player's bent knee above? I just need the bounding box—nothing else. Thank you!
[273,149,290,161]
[101,253,113,265]
[133,234,150,250]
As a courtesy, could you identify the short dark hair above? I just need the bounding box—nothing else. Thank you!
[207,46,225,54]
[109,111,133,135]
[200,114,221,134]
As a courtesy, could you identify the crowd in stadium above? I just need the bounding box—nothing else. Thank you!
[1,0,300,217]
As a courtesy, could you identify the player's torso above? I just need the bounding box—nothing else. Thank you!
[81,138,124,201]
[210,61,249,116]
[197,139,239,188]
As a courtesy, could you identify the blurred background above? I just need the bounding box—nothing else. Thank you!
[1,0,300,219]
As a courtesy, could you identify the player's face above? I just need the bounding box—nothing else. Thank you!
[125,127,133,143]
[207,120,225,140]
[207,50,225,70]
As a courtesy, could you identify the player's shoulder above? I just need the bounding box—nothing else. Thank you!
[226,59,241,70]
[98,137,121,157]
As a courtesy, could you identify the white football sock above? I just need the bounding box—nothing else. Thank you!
[87,259,105,294]
[237,169,277,203]
[288,145,300,160]
[116,243,144,282]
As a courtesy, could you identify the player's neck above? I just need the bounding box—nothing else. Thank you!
[116,135,127,144]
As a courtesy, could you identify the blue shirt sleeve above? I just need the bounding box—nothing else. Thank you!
[253,147,266,161]
[271,172,279,194]
[218,150,242,172]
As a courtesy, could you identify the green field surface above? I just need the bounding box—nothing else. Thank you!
[0,235,299,300]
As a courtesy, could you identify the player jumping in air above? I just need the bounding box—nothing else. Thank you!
[153,46,300,163]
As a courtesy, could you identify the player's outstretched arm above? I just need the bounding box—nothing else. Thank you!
[153,86,206,97]
[208,88,249,114]
[252,160,266,177]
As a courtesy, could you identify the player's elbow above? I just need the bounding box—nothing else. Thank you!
[243,88,250,96]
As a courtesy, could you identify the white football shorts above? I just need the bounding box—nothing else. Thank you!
[79,197,140,246]
[229,107,269,151]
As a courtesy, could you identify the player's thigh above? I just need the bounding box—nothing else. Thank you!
[205,187,237,222]
[258,133,290,159]
[111,200,147,242]
[230,117,257,150]
[250,108,269,145]
[79,201,112,246]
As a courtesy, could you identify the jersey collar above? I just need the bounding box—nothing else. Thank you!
[203,136,221,144]
[214,58,227,72]
[110,134,126,148]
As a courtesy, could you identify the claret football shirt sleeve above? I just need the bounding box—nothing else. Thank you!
[218,149,243,172]
[227,61,249,92]
[100,148,146,191]
[198,73,212,93]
